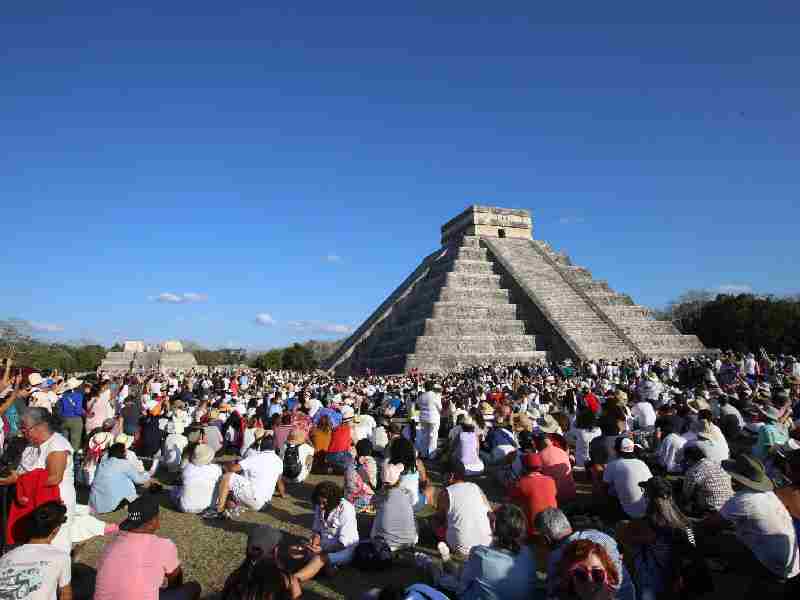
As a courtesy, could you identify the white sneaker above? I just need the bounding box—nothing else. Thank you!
[437,541,451,562]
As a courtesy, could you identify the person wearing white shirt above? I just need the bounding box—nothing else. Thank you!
[416,383,442,459]
[603,438,653,519]
[212,440,285,515]
[175,444,222,514]
[294,482,360,582]
[0,502,72,600]
[279,434,315,483]
[631,400,657,430]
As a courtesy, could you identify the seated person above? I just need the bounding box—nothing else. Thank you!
[292,481,360,582]
[554,539,620,600]
[456,504,540,600]
[0,502,72,599]
[94,495,201,600]
[279,429,315,484]
[534,430,577,504]
[89,442,151,514]
[507,452,557,538]
[221,525,301,600]
[174,444,222,514]
[371,463,418,552]
[207,437,285,519]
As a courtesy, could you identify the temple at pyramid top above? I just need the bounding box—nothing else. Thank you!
[325,205,706,375]
[441,205,533,245]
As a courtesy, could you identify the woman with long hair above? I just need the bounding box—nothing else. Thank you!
[617,477,695,600]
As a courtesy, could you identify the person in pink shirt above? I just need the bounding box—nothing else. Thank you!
[534,431,577,504]
[94,495,201,600]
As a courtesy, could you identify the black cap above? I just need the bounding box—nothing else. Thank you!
[119,495,160,531]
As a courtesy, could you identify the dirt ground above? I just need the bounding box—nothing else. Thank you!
[73,462,772,600]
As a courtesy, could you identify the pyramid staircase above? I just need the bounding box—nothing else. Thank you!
[328,236,547,374]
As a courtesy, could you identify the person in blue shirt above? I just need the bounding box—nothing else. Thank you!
[457,504,542,600]
[89,443,151,514]
[58,377,85,451]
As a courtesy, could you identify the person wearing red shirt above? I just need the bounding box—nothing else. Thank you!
[583,388,601,415]
[507,452,558,536]
[325,407,355,474]
[535,432,577,504]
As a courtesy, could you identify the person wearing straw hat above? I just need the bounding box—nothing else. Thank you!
[58,376,85,451]
[94,495,202,600]
[698,455,800,585]
[174,444,222,514]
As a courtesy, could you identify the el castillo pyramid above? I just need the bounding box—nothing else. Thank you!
[325,206,705,375]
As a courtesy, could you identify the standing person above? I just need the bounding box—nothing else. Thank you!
[94,495,201,600]
[58,377,85,452]
[85,385,114,435]
[0,502,72,600]
[417,381,442,459]
[0,408,76,552]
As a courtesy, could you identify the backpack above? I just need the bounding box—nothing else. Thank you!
[282,444,302,479]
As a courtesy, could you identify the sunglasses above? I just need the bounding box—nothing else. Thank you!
[569,566,607,586]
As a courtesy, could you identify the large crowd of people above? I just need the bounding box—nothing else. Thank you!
[0,350,799,599]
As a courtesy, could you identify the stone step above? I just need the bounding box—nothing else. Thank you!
[436,287,511,304]
[380,317,528,340]
[428,258,495,276]
[417,272,504,295]
[430,302,520,320]
[375,334,540,357]
[454,247,488,261]
[620,321,679,335]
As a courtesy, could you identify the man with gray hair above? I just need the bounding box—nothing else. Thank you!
[534,507,637,600]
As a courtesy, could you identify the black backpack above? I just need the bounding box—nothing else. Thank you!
[282,444,302,479]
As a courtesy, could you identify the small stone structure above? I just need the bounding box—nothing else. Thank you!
[325,205,706,375]
[123,340,145,353]
[99,340,198,373]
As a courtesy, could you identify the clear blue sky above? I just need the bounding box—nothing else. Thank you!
[2,2,798,349]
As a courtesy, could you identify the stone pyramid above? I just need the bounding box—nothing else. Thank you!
[326,206,705,375]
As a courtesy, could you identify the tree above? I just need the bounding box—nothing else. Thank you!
[662,289,715,333]
[664,292,800,354]
[281,343,318,372]
[109,343,123,352]
[252,349,284,371]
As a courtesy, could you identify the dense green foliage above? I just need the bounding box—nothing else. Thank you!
[251,343,319,372]
[659,292,800,354]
